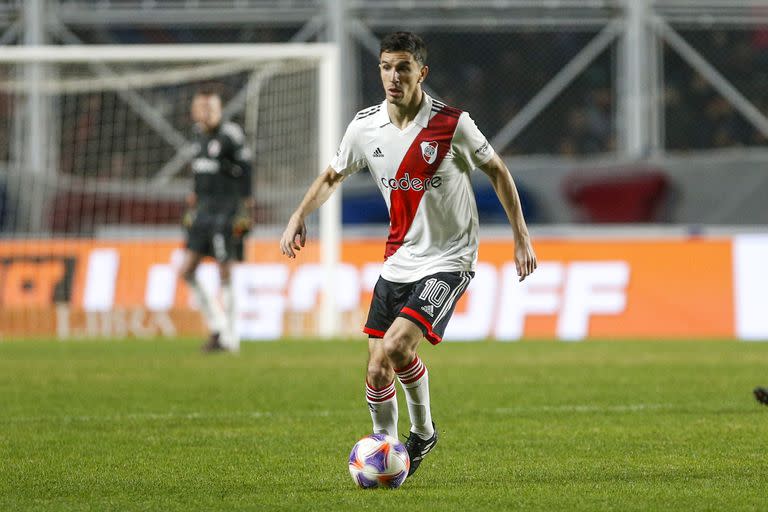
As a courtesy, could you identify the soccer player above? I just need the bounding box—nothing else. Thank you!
[180,86,254,353]
[279,32,536,476]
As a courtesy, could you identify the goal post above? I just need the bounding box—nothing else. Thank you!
[0,43,342,338]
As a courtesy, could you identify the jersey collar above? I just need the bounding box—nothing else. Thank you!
[374,93,433,129]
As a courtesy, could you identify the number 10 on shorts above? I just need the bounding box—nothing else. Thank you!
[419,278,451,308]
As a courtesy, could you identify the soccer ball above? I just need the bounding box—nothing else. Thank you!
[348,433,410,489]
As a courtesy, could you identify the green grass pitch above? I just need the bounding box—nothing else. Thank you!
[2,339,768,511]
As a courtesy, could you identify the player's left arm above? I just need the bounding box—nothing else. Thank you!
[223,123,256,236]
[453,112,536,281]
[233,195,255,237]
[478,154,537,282]
[233,149,254,236]
[220,122,252,179]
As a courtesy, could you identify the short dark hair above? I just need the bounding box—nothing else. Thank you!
[194,83,223,98]
[379,32,427,65]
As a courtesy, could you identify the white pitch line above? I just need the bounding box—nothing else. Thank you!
[494,403,675,414]
[0,409,348,425]
[1,404,678,425]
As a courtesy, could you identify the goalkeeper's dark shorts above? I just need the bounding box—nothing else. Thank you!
[185,211,244,262]
[364,271,474,345]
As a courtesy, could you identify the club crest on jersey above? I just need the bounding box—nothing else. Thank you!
[420,141,438,164]
[207,139,221,157]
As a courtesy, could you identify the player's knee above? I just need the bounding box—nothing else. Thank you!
[382,332,413,368]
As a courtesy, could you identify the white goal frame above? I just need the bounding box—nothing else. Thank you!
[0,43,342,337]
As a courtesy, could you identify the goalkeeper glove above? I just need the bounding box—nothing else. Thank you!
[232,208,253,237]
[182,208,196,230]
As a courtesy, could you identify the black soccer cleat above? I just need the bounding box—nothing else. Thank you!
[404,422,438,477]
[754,386,768,405]
[201,332,226,353]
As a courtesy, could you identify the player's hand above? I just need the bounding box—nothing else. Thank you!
[280,215,307,258]
[182,208,196,230]
[232,211,253,237]
[515,238,537,282]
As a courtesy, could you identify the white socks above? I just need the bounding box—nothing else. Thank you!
[186,276,225,335]
[395,356,434,440]
[365,356,435,440]
[366,380,398,438]
[186,277,239,351]
[220,282,239,352]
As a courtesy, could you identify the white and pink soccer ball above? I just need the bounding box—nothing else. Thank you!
[348,433,410,489]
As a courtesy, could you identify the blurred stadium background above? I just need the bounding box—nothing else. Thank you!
[1,0,768,342]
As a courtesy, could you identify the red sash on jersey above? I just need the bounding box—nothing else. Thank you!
[385,107,462,260]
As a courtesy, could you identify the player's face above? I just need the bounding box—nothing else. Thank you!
[379,51,428,107]
[191,94,222,131]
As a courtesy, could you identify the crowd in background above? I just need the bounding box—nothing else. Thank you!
[363,29,768,155]
[664,29,768,150]
[2,24,768,231]
[361,31,617,157]
[86,25,768,157]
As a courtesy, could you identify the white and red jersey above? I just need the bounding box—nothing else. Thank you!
[331,93,495,283]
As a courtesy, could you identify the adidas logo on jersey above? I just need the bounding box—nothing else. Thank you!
[421,304,435,316]
[372,147,384,157]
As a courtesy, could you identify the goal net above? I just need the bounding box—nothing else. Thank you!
[0,44,341,339]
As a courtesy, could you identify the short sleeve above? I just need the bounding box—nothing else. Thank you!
[330,121,367,176]
[452,113,495,169]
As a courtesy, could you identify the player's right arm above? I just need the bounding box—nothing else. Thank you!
[280,167,346,258]
[280,116,368,258]
[182,192,197,230]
